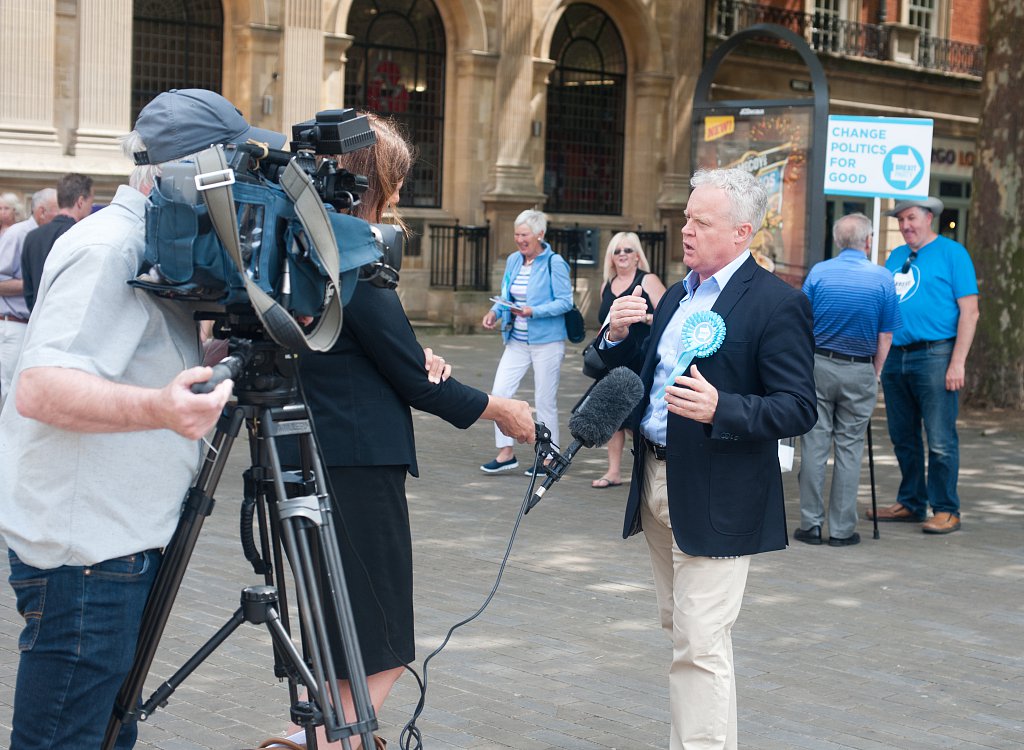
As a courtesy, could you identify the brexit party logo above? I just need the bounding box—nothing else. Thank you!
[883,146,926,192]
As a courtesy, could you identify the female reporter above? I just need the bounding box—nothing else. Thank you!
[479,210,573,475]
[590,232,664,488]
[272,114,534,750]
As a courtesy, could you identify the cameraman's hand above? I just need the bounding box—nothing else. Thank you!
[481,396,535,444]
[423,347,452,384]
[159,367,234,440]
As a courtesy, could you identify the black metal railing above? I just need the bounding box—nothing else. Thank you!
[547,225,601,290]
[428,221,490,290]
[712,0,985,77]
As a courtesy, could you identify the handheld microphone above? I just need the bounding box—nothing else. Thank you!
[526,367,644,511]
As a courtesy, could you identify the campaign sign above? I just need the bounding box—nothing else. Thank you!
[824,115,933,199]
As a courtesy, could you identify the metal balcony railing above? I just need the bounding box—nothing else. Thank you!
[711,0,985,77]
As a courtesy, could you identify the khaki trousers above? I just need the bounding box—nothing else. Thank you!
[640,456,750,750]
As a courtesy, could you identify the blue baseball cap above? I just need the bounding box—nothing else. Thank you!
[133,88,286,165]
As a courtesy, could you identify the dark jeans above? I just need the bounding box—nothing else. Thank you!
[881,340,960,517]
[7,548,161,750]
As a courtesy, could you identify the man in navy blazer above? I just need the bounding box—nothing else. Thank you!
[600,167,816,750]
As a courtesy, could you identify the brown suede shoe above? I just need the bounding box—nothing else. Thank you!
[866,503,924,522]
[922,512,961,534]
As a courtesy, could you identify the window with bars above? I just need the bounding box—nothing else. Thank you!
[131,0,223,125]
[544,4,627,216]
[908,0,937,34]
[812,0,842,52]
[345,0,446,209]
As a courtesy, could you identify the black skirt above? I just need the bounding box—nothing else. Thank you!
[320,464,414,679]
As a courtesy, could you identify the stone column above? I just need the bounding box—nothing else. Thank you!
[280,0,323,126]
[484,0,545,200]
[625,72,673,221]
[0,0,62,156]
[323,34,353,107]
[71,0,133,158]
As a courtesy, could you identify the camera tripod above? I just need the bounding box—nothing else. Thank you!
[102,338,377,750]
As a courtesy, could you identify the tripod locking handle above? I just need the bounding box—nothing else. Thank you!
[192,351,248,394]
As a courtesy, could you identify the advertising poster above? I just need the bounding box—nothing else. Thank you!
[694,105,813,287]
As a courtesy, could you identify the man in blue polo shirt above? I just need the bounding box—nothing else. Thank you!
[869,196,979,534]
[796,213,901,546]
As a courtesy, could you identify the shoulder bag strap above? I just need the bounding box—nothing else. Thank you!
[194,146,343,352]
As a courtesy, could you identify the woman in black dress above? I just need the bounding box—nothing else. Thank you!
[591,232,665,489]
[273,114,535,749]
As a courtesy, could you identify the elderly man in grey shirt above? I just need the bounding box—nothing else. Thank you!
[0,88,284,750]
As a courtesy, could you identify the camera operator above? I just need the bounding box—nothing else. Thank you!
[267,113,536,750]
[0,89,283,750]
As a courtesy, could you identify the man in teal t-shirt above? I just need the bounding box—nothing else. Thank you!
[869,196,979,534]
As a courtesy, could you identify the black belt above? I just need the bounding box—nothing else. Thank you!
[642,436,667,461]
[894,337,955,353]
[815,348,873,364]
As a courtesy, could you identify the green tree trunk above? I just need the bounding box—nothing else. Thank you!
[964,0,1024,408]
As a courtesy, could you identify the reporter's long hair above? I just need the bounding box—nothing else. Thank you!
[336,112,415,233]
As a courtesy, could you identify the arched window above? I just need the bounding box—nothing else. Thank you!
[544,4,627,215]
[131,0,224,124]
[345,0,446,208]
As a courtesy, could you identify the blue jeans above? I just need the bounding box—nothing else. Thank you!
[880,340,960,517]
[7,548,162,750]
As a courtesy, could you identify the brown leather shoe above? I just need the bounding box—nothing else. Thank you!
[922,512,961,534]
[866,503,924,522]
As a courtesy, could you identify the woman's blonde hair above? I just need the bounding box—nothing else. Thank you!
[602,231,651,283]
[336,113,414,232]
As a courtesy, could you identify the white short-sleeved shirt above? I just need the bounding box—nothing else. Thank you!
[0,185,203,569]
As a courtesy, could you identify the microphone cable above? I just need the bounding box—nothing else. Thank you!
[293,367,557,750]
[397,443,552,750]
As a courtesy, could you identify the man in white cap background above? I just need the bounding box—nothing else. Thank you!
[868,196,979,534]
[0,89,283,749]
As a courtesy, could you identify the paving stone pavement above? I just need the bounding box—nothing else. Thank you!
[1,330,1022,749]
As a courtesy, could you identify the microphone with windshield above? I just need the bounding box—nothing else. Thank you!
[526,366,644,512]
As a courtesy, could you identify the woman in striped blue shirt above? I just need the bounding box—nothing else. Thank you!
[480,210,574,474]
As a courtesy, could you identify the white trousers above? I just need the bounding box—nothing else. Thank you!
[490,339,564,449]
[0,318,27,410]
[640,456,750,750]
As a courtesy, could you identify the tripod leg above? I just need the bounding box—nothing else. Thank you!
[261,406,378,748]
[102,406,245,750]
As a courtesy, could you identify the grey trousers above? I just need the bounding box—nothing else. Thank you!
[797,355,878,539]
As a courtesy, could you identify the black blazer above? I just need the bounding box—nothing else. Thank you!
[601,255,817,557]
[281,282,489,476]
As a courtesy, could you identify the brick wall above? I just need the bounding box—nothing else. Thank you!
[949,0,987,44]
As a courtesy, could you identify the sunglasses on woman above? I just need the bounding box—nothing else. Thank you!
[612,248,636,256]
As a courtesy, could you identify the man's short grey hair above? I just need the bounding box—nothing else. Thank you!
[514,209,548,237]
[690,168,768,233]
[833,213,873,251]
[120,130,161,192]
[119,130,201,193]
[31,188,57,213]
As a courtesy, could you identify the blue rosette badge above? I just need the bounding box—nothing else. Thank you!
[657,310,727,398]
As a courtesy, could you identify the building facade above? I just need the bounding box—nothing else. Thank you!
[0,0,986,325]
